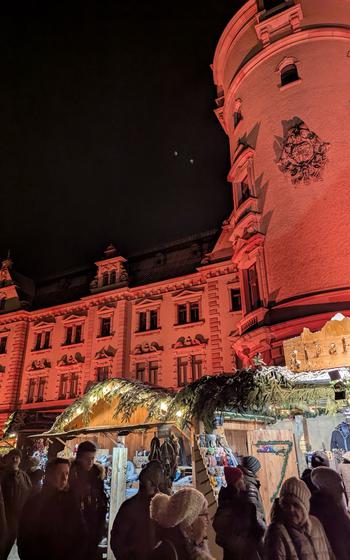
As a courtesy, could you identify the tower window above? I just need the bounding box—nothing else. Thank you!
[280,64,299,87]
[245,264,261,313]
[233,109,242,129]
[0,336,7,354]
[149,310,158,330]
[110,270,116,284]
[102,272,109,286]
[0,298,5,311]
[190,302,199,323]
[230,289,242,312]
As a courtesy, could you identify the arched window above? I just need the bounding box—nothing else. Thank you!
[280,63,299,86]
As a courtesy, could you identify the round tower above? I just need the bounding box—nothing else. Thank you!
[212,0,350,364]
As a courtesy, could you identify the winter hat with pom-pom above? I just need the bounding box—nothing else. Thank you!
[150,487,207,530]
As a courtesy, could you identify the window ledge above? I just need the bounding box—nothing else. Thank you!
[61,341,84,348]
[174,320,205,329]
[31,347,52,354]
[229,310,242,316]
[134,328,161,336]
[279,78,302,92]
[96,333,115,340]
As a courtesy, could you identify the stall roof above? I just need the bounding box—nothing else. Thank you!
[34,367,350,438]
[29,421,173,439]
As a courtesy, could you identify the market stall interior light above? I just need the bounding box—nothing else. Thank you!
[160,401,168,412]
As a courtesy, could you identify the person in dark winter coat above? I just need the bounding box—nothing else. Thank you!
[69,441,107,560]
[111,460,164,560]
[310,466,350,560]
[301,451,330,494]
[264,477,334,560]
[0,449,31,560]
[17,458,87,560]
[239,456,266,527]
[213,467,264,560]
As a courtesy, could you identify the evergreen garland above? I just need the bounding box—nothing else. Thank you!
[254,439,293,503]
[49,366,350,434]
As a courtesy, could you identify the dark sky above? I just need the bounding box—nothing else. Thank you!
[0,0,243,280]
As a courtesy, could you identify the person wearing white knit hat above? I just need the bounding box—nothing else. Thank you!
[310,467,350,560]
[264,477,335,560]
[150,487,214,560]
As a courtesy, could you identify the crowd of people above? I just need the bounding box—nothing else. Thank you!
[0,441,106,560]
[1,443,350,560]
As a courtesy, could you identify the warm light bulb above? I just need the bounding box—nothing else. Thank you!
[176,410,183,417]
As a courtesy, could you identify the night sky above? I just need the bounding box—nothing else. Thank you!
[0,1,243,280]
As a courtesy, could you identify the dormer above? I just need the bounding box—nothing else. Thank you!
[0,255,34,313]
[255,1,303,47]
[90,244,128,294]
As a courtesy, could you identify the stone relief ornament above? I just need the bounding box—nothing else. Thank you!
[28,359,51,371]
[278,122,329,184]
[134,342,163,354]
[57,353,85,367]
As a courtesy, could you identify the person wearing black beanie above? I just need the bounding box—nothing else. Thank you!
[239,455,266,528]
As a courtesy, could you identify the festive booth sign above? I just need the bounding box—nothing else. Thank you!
[255,439,293,503]
[284,314,350,372]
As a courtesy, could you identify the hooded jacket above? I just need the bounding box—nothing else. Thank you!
[68,461,107,545]
[264,498,335,560]
[330,422,350,451]
[310,491,350,560]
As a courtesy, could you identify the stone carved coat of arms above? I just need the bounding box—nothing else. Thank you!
[278,122,329,184]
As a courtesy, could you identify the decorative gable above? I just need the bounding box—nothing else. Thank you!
[90,244,128,294]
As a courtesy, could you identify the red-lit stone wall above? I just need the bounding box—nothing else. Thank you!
[212,0,350,363]
[0,257,240,434]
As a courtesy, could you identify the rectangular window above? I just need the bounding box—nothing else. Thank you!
[178,304,187,325]
[34,333,42,351]
[246,264,261,312]
[65,327,73,345]
[138,312,147,332]
[177,357,188,387]
[27,379,36,403]
[43,331,51,349]
[238,175,251,206]
[191,355,203,381]
[149,310,158,330]
[59,375,68,400]
[136,362,146,382]
[37,377,46,402]
[75,325,82,344]
[0,299,5,311]
[102,272,109,286]
[97,366,109,382]
[230,289,242,312]
[149,361,158,385]
[189,302,199,323]
[70,373,79,397]
[100,317,111,337]
[233,110,242,128]
[0,337,7,354]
